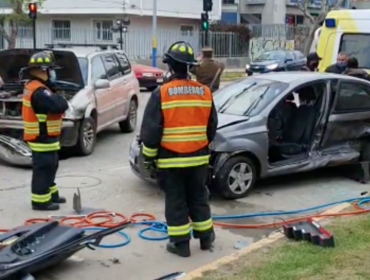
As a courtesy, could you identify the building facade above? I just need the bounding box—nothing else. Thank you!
[0,0,222,56]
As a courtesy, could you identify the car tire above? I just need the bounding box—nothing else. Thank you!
[146,86,157,92]
[74,117,97,156]
[119,99,137,133]
[214,155,257,199]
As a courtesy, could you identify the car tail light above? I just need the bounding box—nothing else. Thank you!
[135,72,142,77]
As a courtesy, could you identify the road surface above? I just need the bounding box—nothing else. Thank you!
[0,84,368,280]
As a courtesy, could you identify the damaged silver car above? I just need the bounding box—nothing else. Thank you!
[130,72,370,199]
[0,48,139,166]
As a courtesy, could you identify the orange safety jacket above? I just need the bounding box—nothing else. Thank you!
[159,79,213,154]
[22,80,63,150]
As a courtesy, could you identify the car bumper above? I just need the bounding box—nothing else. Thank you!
[0,119,79,147]
[129,137,216,185]
[138,77,164,89]
[129,138,157,183]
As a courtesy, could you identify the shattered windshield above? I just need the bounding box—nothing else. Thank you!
[214,78,288,116]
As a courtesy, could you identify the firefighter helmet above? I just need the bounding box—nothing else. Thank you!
[163,41,197,66]
[27,51,60,70]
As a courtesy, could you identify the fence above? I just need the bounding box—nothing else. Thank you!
[0,24,311,59]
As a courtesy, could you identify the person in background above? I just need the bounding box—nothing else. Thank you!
[342,57,370,81]
[301,52,321,71]
[190,47,225,92]
[325,52,348,74]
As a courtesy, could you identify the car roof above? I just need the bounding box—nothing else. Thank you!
[50,47,127,59]
[251,72,366,84]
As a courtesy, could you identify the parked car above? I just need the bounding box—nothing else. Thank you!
[246,50,306,76]
[0,47,140,166]
[129,72,370,199]
[131,61,164,91]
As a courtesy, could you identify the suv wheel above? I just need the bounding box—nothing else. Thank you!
[215,155,257,199]
[119,99,137,133]
[74,117,97,156]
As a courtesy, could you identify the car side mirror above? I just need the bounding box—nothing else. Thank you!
[285,59,293,63]
[94,79,110,89]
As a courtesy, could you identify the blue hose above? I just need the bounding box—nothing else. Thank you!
[136,221,169,241]
[83,227,131,248]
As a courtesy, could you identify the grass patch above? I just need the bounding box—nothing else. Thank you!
[195,214,370,280]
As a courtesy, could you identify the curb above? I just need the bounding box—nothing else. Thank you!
[182,202,352,279]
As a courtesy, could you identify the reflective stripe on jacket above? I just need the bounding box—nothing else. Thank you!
[22,80,63,151]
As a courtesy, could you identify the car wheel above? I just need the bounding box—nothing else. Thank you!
[215,155,257,199]
[146,86,157,92]
[74,117,97,156]
[119,99,137,133]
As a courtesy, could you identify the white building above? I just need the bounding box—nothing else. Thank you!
[0,0,222,57]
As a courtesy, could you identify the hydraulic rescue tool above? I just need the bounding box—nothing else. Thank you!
[283,218,334,247]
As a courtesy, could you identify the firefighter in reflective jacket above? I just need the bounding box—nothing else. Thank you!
[140,41,218,257]
[22,51,69,211]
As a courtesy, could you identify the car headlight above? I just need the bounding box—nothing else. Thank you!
[63,103,76,119]
[266,63,278,70]
[142,72,154,77]
[246,64,250,70]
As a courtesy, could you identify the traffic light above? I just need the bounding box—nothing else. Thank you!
[28,3,37,19]
[203,0,213,12]
[201,13,209,30]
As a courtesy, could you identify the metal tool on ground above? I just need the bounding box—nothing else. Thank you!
[73,188,103,215]
[283,218,335,247]
[154,272,185,279]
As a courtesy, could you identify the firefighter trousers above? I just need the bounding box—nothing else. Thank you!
[31,150,60,206]
[158,164,214,243]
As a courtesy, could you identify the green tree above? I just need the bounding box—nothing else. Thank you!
[0,0,44,49]
[298,0,346,55]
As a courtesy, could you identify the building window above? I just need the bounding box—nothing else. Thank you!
[9,20,32,39]
[222,0,235,3]
[180,25,193,36]
[94,20,113,41]
[52,20,71,40]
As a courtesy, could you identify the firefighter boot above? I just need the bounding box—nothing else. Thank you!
[32,202,60,211]
[52,196,67,203]
[200,232,216,250]
[166,241,191,257]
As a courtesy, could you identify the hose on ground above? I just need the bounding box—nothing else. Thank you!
[1,197,369,247]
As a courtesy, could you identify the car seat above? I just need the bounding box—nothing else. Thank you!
[269,88,319,159]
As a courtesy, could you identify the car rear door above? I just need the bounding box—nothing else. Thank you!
[101,54,123,122]
[91,55,115,129]
[114,52,135,120]
[320,79,370,153]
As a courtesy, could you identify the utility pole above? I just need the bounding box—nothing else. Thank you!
[152,0,157,67]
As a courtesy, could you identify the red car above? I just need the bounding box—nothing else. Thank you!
[131,62,164,91]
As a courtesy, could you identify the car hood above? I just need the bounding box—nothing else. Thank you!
[217,113,249,129]
[132,64,163,73]
[251,60,282,66]
[0,48,84,87]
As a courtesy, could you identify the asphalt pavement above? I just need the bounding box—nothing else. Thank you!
[0,83,369,280]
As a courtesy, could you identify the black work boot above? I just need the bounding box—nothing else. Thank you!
[52,196,66,204]
[166,241,191,257]
[32,202,60,211]
[200,232,216,250]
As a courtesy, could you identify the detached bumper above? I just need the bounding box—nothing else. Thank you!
[0,135,32,166]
